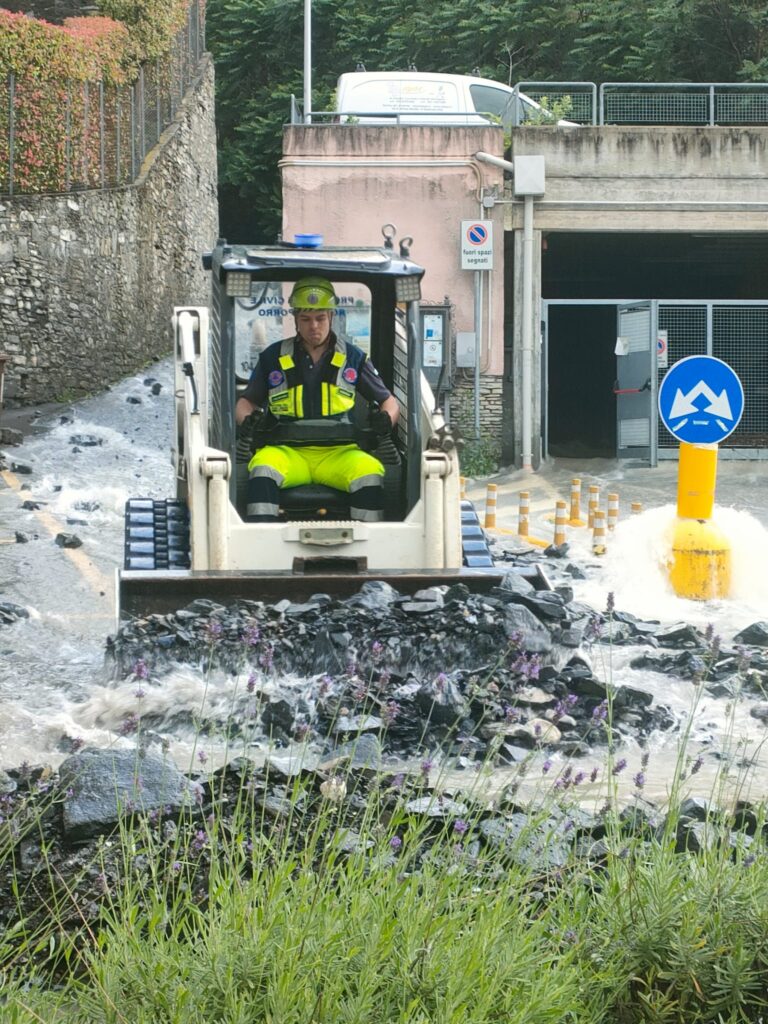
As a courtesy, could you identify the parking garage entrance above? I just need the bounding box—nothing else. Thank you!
[543,299,768,464]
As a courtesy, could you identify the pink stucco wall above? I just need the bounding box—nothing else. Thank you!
[281,125,506,376]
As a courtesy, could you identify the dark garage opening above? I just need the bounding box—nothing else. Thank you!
[542,232,768,300]
[547,305,617,458]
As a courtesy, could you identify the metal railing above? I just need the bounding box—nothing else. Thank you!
[515,81,768,126]
[1,1,205,195]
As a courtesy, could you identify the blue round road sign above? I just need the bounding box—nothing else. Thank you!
[658,355,744,445]
[466,223,489,245]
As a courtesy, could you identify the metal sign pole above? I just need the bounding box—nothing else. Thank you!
[303,0,312,124]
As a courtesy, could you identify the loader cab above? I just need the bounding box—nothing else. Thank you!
[203,241,426,523]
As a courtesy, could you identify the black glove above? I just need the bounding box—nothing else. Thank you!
[370,410,392,437]
[237,411,260,440]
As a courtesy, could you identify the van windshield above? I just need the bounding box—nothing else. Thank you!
[468,83,513,120]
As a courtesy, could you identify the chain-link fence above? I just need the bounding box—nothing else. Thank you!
[658,303,768,449]
[0,0,204,195]
[514,82,768,126]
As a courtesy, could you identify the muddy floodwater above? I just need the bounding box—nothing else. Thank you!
[2,360,768,810]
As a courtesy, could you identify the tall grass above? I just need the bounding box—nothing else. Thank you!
[3,617,768,1023]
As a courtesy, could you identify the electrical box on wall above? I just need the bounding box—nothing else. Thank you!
[419,306,450,389]
[456,331,476,368]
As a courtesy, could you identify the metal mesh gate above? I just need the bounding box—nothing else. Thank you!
[657,303,768,450]
[657,306,707,449]
[713,306,768,447]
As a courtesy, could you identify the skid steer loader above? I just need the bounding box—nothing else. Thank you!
[117,234,520,619]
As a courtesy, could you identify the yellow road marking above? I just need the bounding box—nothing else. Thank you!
[1,468,115,609]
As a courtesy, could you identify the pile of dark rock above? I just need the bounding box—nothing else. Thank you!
[0,743,762,980]
[106,575,768,765]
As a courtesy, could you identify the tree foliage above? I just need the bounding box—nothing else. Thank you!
[207,0,768,241]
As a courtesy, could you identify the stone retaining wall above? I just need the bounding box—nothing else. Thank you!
[449,373,504,461]
[0,56,218,405]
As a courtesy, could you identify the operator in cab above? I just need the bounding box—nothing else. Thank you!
[235,276,399,522]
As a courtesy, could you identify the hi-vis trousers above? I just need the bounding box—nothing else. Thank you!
[246,444,385,521]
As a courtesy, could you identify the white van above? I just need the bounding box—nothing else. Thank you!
[334,71,577,127]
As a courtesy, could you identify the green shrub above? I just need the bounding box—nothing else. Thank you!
[459,437,500,478]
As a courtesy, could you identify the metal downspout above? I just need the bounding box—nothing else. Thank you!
[521,193,534,470]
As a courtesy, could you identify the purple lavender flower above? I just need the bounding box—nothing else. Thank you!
[119,712,140,736]
[246,672,257,694]
[590,766,599,783]
[633,771,645,790]
[172,860,182,873]
[352,682,368,703]
[70,736,85,752]
[381,700,401,726]
[573,771,586,786]
[259,644,274,671]
[542,759,552,774]
[691,755,704,775]
[294,721,311,741]
[132,658,149,680]
[197,750,208,766]
[453,819,468,835]
[134,686,146,700]
[389,835,402,852]
[612,758,627,776]
[503,704,519,724]
[318,674,332,697]
[605,591,615,615]
[243,622,261,646]
[205,620,224,642]
[390,772,405,790]
[420,759,433,781]
[592,701,608,723]
[191,829,208,853]
[435,672,448,692]
[371,639,384,661]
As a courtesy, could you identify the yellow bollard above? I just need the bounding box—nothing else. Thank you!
[587,485,600,529]
[569,478,585,527]
[668,442,731,600]
[631,501,643,516]
[484,483,497,529]
[554,500,567,547]
[607,492,619,531]
[592,510,607,555]
[518,491,530,537]
[677,442,716,520]
[460,476,467,502]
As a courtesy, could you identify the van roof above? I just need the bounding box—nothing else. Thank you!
[337,71,512,89]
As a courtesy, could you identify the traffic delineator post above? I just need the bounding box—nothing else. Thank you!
[517,491,549,548]
[631,501,643,515]
[554,500,567,547]
[587,485,600,529]
[568,478,585,526]
[460,476,467,502]
[518,491,530,537]
[592,509,607,555]
[607,492,619,531]
[484,483,497,529]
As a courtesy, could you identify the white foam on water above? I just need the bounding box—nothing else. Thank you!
[569,503,768,637]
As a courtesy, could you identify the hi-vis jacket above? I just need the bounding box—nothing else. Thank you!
[258,336,367,421]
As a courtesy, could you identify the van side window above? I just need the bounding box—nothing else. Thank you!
[468,84,513,120]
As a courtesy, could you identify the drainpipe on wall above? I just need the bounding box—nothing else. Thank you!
[475,151,544,471]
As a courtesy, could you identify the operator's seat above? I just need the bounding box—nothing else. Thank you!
[234,398,403,521]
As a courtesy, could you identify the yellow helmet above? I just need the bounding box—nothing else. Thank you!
[289,277,338,311]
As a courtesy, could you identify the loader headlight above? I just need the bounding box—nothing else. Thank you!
[226,272,253,297]
[395,276,421,302]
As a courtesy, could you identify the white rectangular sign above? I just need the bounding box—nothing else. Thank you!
[657,329,669,368]
[461,220,493,270]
